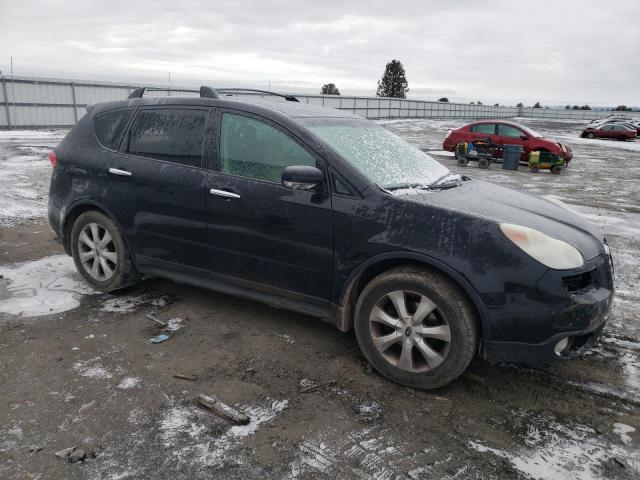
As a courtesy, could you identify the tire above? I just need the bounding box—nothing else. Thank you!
[457,156,469,167]
[354,267,478,389]
[551,166,562,174]
[478,158,490,169]
[70,210,138,292]
[530,165,540,173]
[587,132,595,139]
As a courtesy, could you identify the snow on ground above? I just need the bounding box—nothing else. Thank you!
[469,411,640,480]
[0,129,66,226]
[0,254,96,317]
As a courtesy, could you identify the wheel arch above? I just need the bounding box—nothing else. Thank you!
[336,252,490,342]
[61,199,132,258]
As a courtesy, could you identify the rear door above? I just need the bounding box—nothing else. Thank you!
[470,123,497,142]
[106,106,212,276]
[204,109,333,301]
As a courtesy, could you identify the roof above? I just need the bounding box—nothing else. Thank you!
[89,94,360,121]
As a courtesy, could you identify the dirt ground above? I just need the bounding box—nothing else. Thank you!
[0,119,638,480]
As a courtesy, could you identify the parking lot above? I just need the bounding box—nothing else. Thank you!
[0,118,638,479]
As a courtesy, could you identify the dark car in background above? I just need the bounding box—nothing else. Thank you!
[48,87,613,389]
[581,123,637,140]
[443,120,573,163]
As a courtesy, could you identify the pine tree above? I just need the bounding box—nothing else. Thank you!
[438,97,449,102]
[375,60,409,98]
[533,102,542,108]
[516,102,524,108]
[321,83,340,95]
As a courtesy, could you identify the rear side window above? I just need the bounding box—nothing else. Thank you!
[471,124,496,134]
[219,113,315,183]
[94,109,133,150]
[497,124,523,138]
[128,109,207,168]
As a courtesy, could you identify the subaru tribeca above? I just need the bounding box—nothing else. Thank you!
[48,87,614,389]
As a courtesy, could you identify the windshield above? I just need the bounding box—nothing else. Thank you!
[303,118,450,190]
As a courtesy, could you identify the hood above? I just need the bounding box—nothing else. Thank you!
[398,179,604,260]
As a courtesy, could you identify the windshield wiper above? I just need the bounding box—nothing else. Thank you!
[428,172,463,189]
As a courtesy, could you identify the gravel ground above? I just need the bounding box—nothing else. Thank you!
[0,118,638,480]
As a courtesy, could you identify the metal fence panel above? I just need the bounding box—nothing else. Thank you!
[1,74,638,129]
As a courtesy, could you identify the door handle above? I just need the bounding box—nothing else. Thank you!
[108,167,132,177]
[209,188,240,199]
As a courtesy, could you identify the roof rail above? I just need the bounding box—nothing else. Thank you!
[127,86,220,99]
[216,88,299,102]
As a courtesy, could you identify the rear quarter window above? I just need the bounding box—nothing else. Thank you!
[471,124,496,134]
[93,109,134,150]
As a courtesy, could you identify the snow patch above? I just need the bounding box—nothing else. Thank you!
[117,377,141,390]
[469,415,639,480]
[613,423,635,445]
[0,254,97,317]
[72,357,113,379]
[100,292,171,314]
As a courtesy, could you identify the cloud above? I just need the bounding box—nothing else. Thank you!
[0,0,638,106]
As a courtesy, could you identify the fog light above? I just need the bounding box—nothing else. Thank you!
[554,338,570,356]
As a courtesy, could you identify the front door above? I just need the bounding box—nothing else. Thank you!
[496,123,528,160]
[205,110,333,301]
[106,107,212,276]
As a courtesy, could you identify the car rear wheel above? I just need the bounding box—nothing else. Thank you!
[587,132,595,139]
[70,210,138,292]
[354,267,478,389]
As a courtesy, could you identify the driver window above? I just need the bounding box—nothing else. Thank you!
[219,113,315,182]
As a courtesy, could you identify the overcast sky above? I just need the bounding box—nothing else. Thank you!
[1,0,638,106]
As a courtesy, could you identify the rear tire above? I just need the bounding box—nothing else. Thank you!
[70,210,138,292]
[587,132,595,139]
[354,267,478,389]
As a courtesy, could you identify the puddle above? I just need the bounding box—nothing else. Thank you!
[0,254,97,317]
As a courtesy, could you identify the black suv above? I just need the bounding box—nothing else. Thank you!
[48,87,614,389]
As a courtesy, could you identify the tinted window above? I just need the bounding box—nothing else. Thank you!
[471,124,496,134]
[219,113,315,182]
[497,124,523,138]
[128,109,206,167]
[94,109,133,150]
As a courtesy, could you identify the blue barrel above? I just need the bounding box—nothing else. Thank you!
[502,144,522,170]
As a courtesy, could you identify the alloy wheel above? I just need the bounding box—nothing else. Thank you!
[77,222,118,281]
[369,290,451,373]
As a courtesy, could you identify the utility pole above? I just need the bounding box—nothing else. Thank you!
[168,72,172,96]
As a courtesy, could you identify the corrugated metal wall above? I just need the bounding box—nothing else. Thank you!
[0,75,636,129]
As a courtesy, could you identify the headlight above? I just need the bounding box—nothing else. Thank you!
[500,223,584,270]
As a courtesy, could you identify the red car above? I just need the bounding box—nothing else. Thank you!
[443,120,573,164]
[581,123,637,140]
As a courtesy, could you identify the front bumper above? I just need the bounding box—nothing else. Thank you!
[482,253,614,363]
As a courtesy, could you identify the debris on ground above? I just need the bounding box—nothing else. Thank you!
[149,334,171,344]
[173,374,198,382]
[54,445,81,463]
[198,393,250,425]
[28,445,44,454]
[145,313,167,328]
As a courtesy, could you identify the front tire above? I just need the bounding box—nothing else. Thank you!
[354,267,478,389]
[587,132,595,139]
[70,210,138,292]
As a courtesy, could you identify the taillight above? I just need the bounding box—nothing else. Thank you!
[48,151,58,168]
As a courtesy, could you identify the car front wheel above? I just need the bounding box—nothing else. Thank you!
[354,267,478,389]
[70,210,138,291]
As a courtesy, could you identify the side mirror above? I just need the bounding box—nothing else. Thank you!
[281,166,324,191]
[520,134,529,140]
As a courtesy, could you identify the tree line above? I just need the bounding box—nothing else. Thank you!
[319,59,634,110]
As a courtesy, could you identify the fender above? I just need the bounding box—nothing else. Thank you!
[337,251,492,340]
[60,197,134,259]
